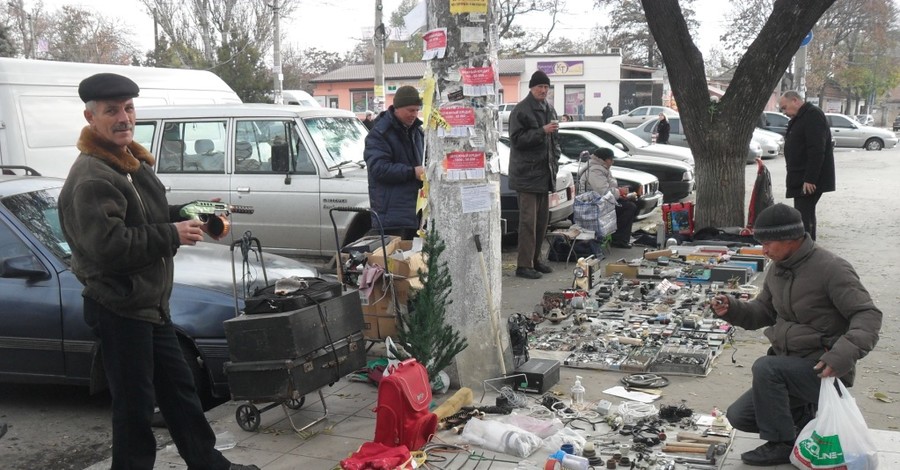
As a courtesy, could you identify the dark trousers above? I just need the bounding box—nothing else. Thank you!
[516,192,549,268]
[726,355,821,443]
[792,192,823,240]
[613,199,638,244]
[87,298,231,470]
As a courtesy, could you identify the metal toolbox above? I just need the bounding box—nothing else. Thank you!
[224,290,364,362]
[224,332,366,402]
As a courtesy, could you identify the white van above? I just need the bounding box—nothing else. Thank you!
[281,89,320,107]
[0,58,242,177]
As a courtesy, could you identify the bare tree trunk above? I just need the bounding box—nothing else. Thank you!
[642,0,836,228]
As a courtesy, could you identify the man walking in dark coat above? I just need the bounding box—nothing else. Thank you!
[712,204,881,466]
[508,70,560,279]
[778,90,835,240]
[364,86,425,239]
[601,103,613,122]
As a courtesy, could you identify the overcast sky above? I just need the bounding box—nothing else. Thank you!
[29,0,728,57]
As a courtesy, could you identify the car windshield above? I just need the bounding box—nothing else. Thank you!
[304,116,368,169]
[612,128,651,148]
[1,186,70,262]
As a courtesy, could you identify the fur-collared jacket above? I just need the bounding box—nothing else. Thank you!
[720,236,882,386]
[59,126,186,324]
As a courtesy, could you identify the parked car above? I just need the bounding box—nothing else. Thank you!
[498,103,517,124]
[854,114,874,126]
[606,106,678,128]
[825,113,898,150]
[558,154,663,220]
[894,115,900,132]
[0,171,319,406]
[559,121,695,166]
[557,129,694,202]
[754,128,785,159]
[630,115,766,164]
[494,138,576,234]
[760,111,790,136]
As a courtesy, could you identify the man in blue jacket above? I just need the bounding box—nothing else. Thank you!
[364,86,425,239]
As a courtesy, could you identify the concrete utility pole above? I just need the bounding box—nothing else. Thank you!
[272,0,283,105]
[373,0,386,112]
[424,0,507,387]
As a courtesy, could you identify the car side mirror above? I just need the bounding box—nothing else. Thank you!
[0,255,50,280]
[615,143,626,151]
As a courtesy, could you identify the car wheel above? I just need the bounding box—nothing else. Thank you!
[864,138,883,151]
[612,121,625,128]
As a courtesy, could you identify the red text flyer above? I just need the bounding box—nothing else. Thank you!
[444,151,486,180]
[422,28,447,60]
[438,106,476,137]
[459,66,495,96]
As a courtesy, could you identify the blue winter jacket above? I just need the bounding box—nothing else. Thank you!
[364,107,424,230]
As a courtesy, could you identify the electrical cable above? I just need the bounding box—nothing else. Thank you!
[618,402,658,424]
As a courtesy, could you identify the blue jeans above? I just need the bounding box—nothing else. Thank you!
[88,298,231,470]
[726,355,821,443]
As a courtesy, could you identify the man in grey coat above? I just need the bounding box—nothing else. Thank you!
[711,204,881,466]
[508,70,560,279]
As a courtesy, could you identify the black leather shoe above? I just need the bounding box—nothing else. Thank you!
[610,241,633,249]
[534,262,553,274]
[740,441,793,466]
[515,267,542,279]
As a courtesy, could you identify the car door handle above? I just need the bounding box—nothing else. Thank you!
[236,187,250,193]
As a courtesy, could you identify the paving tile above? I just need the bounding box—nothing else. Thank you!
[261,453,338,470]
[327,414,377,440]
[287,433,369,461]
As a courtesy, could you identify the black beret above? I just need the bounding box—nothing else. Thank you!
[78,73,140,103]
[592,147,615,160]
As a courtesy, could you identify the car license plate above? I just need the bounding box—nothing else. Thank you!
[549,188,568,208]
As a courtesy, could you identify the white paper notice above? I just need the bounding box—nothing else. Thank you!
[460,27,484,43]
[461,184,492,214]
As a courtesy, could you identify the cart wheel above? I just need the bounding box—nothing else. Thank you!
[235,404,261,432]
[285,396,306,410]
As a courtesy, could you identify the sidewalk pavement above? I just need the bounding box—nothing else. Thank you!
[84,366,900,470]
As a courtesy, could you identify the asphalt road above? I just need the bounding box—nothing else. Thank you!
[1,138,897,469]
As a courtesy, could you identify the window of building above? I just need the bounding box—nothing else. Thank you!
[350,90,376,113]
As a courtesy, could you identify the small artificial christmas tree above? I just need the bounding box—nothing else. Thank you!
[394,226,468,380]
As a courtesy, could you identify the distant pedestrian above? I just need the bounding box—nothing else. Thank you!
[508,70,560,280]
[655,113,670,144]
[576,99,585,121]
[778,90,835,240]
[362,110,376,130]
[601,103,614,122]
[364,86,425,239]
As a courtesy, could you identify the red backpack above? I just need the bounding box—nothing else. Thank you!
[373,359,437,450]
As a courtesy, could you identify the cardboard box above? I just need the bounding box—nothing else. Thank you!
[368,239,428,279]
[363,313,399,340]
[604,263,638,278]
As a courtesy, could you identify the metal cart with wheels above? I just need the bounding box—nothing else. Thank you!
[328,207,401,347]
[223,232,366,433]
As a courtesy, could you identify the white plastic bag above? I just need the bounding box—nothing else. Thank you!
[460,418,543,458]
[790,377,878,470]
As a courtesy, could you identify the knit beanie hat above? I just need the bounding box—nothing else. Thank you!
[393,86,422,109]
[753,203,805,241]
[592,147,615,161]
[529,70,551,88]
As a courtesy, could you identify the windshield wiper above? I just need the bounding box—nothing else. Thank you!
[330,159,366,178]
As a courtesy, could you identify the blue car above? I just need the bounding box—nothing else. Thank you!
[0,171,318,406]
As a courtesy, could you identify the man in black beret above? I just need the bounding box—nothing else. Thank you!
[507,70,560,279]
[711,204,882,466]
[58,73,259,470]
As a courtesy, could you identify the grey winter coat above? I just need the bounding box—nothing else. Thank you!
[583,156,618,196]
[721,236,881,386]
[508,92,560,193]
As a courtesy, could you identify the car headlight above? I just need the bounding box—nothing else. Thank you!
[682,170,693,181]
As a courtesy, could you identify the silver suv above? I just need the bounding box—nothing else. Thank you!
[135,104,373,258]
